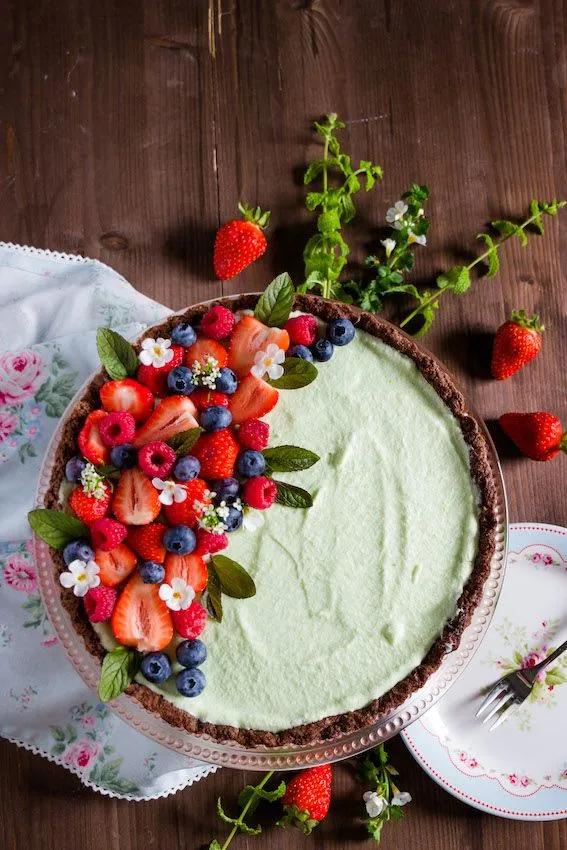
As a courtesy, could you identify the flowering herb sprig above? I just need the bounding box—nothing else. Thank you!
[192,355,221,388]
[209,771,286,850]
[358,745,411,844]
[80,462,108,499]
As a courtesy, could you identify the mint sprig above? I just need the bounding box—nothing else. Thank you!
[209,771,285,850]
[98,646,140,702]
[254,273,294,328]
[357,744,411,844]
[96,328,138,380]
[267,358,317,389]
[167,427,203,456]
[210,555,256,599]
[28,509,88,549]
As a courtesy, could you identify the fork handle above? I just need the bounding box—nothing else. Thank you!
[531,638,567,674]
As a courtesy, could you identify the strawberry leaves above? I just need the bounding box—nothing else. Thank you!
[28,509,88,549]
[254,273,294,328]
[96,328,138,380]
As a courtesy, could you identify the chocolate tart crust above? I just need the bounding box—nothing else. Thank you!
[44,294,498,748]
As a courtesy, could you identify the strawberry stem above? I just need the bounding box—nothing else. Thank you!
[559,433,567,455]
[510,309,544,333]
[238,202,271,229]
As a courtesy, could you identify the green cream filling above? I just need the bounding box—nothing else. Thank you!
[95,329,479,732]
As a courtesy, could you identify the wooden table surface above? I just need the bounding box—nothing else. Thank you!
[1,1,566,848]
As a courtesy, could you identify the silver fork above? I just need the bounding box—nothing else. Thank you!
[476,638,567,731]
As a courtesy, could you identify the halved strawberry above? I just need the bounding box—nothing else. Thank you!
[192,429,240,479]
[132,396,198,448]
[100,378,154,424]
[185,338,228,369]
[228,374,279,424]
[227,315,289,378]
[96,543,137,587]
[163,478,211,527]
[112,467,161,525]
[127,522,167,563]
[111,574,173,652]
[137,344,184,397]
[191,389,229,412]
[78,410,111,465]
[164,553,207,592]
[68,484,111,524]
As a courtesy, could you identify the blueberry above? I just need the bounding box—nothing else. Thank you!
[65,456,86,483]
[174,455,201,482]
[176,639,207,668]
[288,345,314,362]
[311,338,334,362]
[171,322,197,348]
[163,525,196,555]
[326,317,355,346]
[63,540,94,565]
[236,450,266,478]
[110,444,138,469]
[167,366,195,395]
[213,492,240,508]
[215,367,238,394]
[141,651,171,684]
[210,478,240,500]
[138,560,165,584]
[175,667,206,697]
[224,506,244,532]
[201,405,232,432]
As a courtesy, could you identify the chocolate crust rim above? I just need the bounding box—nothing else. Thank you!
[43,293,498,748]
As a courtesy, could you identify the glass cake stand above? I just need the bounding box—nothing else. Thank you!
[34,297,508,771]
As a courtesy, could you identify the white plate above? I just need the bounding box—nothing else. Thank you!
[402,523,567,820]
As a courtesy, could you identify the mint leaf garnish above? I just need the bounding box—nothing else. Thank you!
[28,509,88,549]
[274,481,313,508]
[206,567,223,622]
[168,427,203,456]
[211,555,256,599]
[96,328,138,380]
[98,646,140,702]
[262,445,319,472]
[267,358,317,389]
[254,273,294,327]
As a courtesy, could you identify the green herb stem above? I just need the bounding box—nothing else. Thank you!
[219,771,274,850]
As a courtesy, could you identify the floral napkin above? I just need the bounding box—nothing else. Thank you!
[0,243,217,799]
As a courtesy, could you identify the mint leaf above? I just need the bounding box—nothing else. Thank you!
[206,567,223,622]
[98,646,140,701]
[267,358,317,389]
[274,481,313,508]
[436,266,470,294]
[216,798,239,826]
[209,841,222,850]
[167,427,202,456]
[476,233,500,277]
[491,219,529,247]
[254,273,294,328]
[28,509,88,549]
[96,328,138,380]
[94,463,121,481]
[530,199,545,234]
[238,782,286,809]
[262,445,319,472]
[211,555,256,599]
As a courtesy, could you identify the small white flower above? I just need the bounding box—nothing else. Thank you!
[251,343,285,380]
[158,577,195,611]
[192,355,220,389]
[363,791,388,818]
[385,200,408,227]
[417,207,425,218]
[391,791,412,807]
[80,463,107,500]
[243,509,265,533]
[381,238,396,258]
[152,477,187,505]
[139,337,174,368]
[408,231,426,246]
[59,560,100,598]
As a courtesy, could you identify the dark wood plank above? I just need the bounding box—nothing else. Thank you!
[0,1,566,849]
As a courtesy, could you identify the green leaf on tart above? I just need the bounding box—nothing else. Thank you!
[28,509,88,549]
[167,427,203,456]
[206,566,223,622]
[93,463,121,480]
[98,646,140,702]
[262,445,319,472]
[254,272,295,327]
[274,481,314,509]
[267,357,317,389]
[96,328,139,380]
[211,555,256,599]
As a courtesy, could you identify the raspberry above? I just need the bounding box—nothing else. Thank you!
[99,411,136,447]
[172,601,207,639]
[237,419,269,451]
[195,528,229,555]
[83,585,117,622]
[191,389,229,412]
[138,441,176,478]
[200,305,236,340]
[243,476,277,510]
[284,315,318,347]
[90,518,128,551]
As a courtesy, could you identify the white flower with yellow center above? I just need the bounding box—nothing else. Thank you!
[158,577,194,611]
[363,791,388,818]
[152,477,187,505]
[139,337,174,368]
[59,560,100,597]
[408,231,426,246]
[386,200,408,229]
[380,238,396,257]
[251,343,285,381]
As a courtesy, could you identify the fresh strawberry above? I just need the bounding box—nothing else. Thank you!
[171,600,207,639]
[278,765,332,834]
[99,411,136,447]
[237,418,269,450]
[68,484,111,524]
[112,467,161,525]
[499,412,567,461]
[111,574,173,652]
[491,310,544,380]
[200,305,236,340]
[127,523,167,563]
[185,338,228,369]
[228,374,279,424]
[84,585,117,622]
[137,344,184,397]
[100,378,154,423]
[191,389,229,412]
[163,478,211,527]
[95,543,137,586]
[195,528,229,555]
[227,315,289,378]
[78,410,111,465]
[284,314,318,347]
[90,518,128,551]
[132,396,198,448]
[192,429,240,479]
[213,203,270,281]
[243,476,277,510]
[164,553,208,592]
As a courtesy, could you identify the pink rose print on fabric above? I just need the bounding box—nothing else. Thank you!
[0,349,44,406]
[3,555,38,593]
[63,739,99,771]
[81,715,96,729]
[0,411,17,442]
